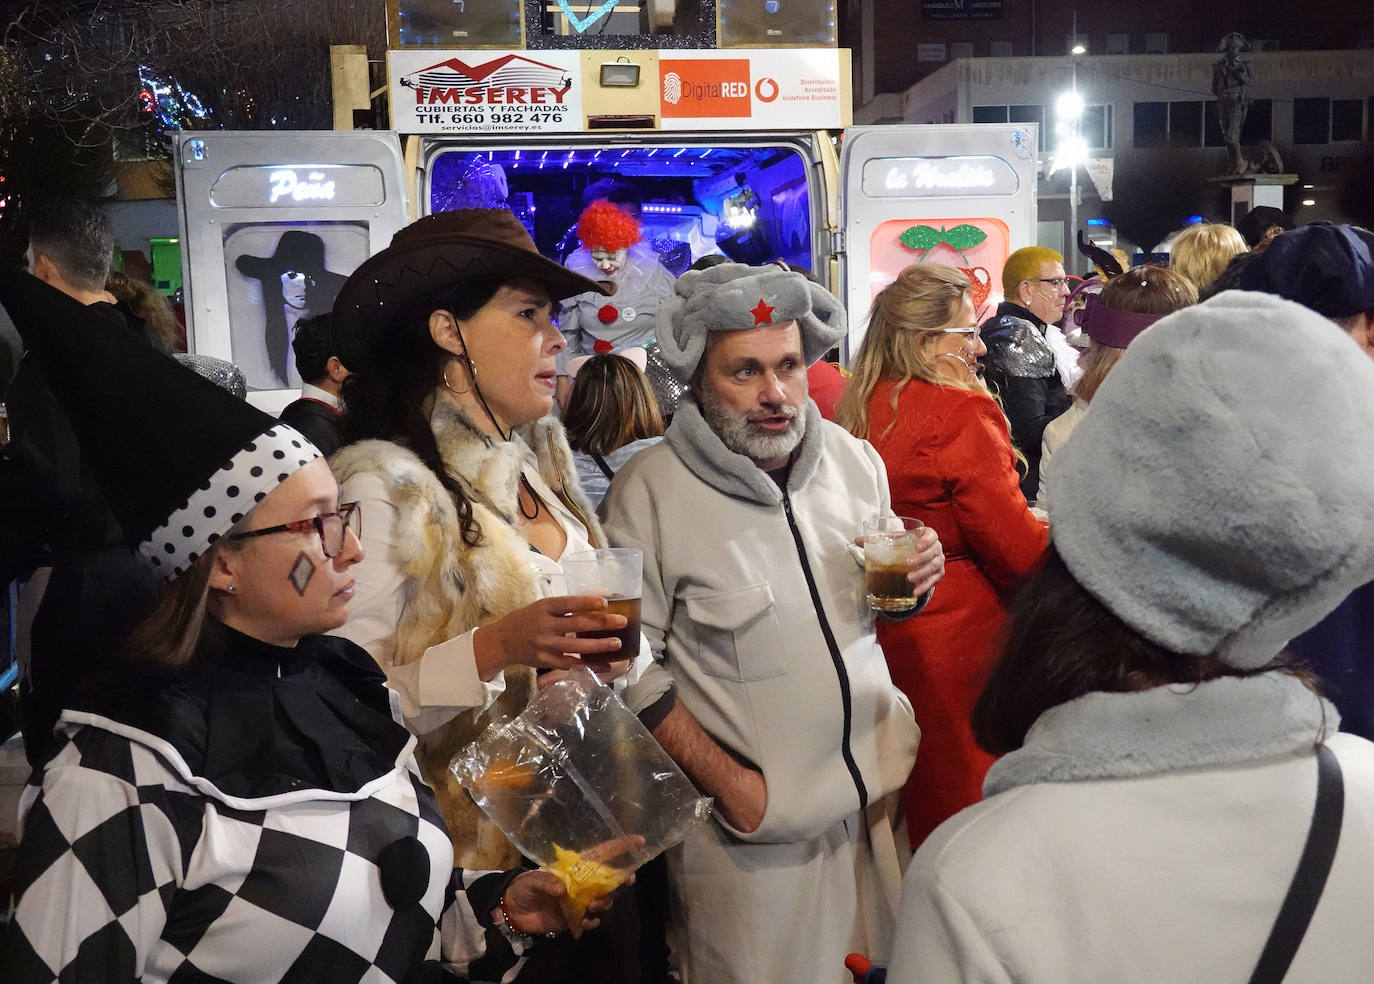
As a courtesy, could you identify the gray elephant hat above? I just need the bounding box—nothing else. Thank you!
[655,263,846,383]
[1049,290,1374,669]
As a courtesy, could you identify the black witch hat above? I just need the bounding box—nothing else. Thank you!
[0,268,320,580]
[235,230,348,295]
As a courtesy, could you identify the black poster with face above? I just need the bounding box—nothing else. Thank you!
[388,0,523,48]
[225,223,368,391]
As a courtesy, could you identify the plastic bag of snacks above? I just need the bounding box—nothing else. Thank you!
[451,668,711,935]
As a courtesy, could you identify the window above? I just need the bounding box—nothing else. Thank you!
[950,41,975,59]
[1134,101,1168,148]
[1010,104,1047,150]
[917,42,947,62]
[1168,101,1203,147]
[973,105,1009,123]
[1242,99,1273,144]
[1293,97,1330,144]
[1081,104,1114,150]
[990,40,1014,57]
[1332,99,1363,142]
[1105,32,1129,55]
[1143,32,1168,54]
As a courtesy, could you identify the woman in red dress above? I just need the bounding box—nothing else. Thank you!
[837,264,1048,848]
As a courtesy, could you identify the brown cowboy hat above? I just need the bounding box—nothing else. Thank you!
[332,207,611,370]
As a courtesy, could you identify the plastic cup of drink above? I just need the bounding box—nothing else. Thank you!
[863,516,924,613]
[560,548,643,663]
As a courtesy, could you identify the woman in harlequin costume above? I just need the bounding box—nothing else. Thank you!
[557,201,677,412]
[0,269,621,983]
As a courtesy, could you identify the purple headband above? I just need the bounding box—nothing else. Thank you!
[1073,294,1165,349]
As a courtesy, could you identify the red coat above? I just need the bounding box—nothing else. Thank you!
[867,379,1048,847]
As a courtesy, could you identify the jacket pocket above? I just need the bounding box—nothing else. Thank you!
[682,583,787,682]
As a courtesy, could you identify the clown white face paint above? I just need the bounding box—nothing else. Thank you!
[590,248,628,277]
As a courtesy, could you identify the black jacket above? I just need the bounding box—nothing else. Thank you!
[279,396,344,457]
[1,302,160,762]
[979,302,1072,503]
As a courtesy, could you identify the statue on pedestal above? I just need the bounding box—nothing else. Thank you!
[1212,32,1254,176]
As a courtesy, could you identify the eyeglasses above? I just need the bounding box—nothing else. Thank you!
[1026,277,1070,290]
[940,326,981,344]
[228,502,362,558]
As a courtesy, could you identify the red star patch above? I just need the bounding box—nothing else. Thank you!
[750,299,776,326]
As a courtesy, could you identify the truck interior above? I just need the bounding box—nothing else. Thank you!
[427,141,817,277]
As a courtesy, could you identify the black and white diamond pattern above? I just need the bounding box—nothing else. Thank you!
[3,724,523,983]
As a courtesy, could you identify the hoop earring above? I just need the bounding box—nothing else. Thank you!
[443,360,474,396]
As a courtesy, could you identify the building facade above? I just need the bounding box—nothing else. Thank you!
[856,48,1374,256]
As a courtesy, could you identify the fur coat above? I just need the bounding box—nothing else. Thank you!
[331,394,604,868]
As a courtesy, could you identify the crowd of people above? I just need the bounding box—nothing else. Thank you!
[3,194,1374,984]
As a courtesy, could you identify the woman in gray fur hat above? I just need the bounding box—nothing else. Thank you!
[886,290,1374,984]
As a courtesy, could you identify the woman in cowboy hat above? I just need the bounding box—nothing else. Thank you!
[0,269,622,983]
[329,208,660,980]
[235,229,348,388]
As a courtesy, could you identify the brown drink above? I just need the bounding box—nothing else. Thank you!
[581,595,642,664]
[866,566,917,612]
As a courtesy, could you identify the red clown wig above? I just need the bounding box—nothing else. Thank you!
[577,200,642,252]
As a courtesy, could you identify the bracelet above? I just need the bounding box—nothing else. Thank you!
[496,890,559,948]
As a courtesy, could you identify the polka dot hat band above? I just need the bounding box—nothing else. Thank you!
[142,424,320,579]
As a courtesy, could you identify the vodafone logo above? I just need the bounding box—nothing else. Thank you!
[755,77,779,103]
[663,71,683,106]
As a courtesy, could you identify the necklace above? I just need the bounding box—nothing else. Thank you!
[518,475,542,521]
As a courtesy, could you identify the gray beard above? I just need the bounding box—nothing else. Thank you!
[699,385,806,466]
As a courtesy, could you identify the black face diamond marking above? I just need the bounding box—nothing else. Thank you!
[288,551,316,596]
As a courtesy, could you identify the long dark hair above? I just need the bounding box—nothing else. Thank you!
[971,546,1303,756]
[340,280,505,547]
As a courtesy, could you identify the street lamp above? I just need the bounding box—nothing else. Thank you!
[1053,27,1085,256]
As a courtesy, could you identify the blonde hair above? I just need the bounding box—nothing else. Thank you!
[1075,264,1198,403]
[837,265,1011,455]
[564,353,665,456]
[1169,223,1247,292]
[1002,246,1064,295]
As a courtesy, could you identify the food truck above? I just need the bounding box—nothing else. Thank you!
[174,12,1039,404]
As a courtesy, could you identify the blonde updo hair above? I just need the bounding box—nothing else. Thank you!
[1169,223,1248,293]
[837,264,1004,445]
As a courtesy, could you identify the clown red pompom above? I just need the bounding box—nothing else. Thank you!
[596,308,618,326]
